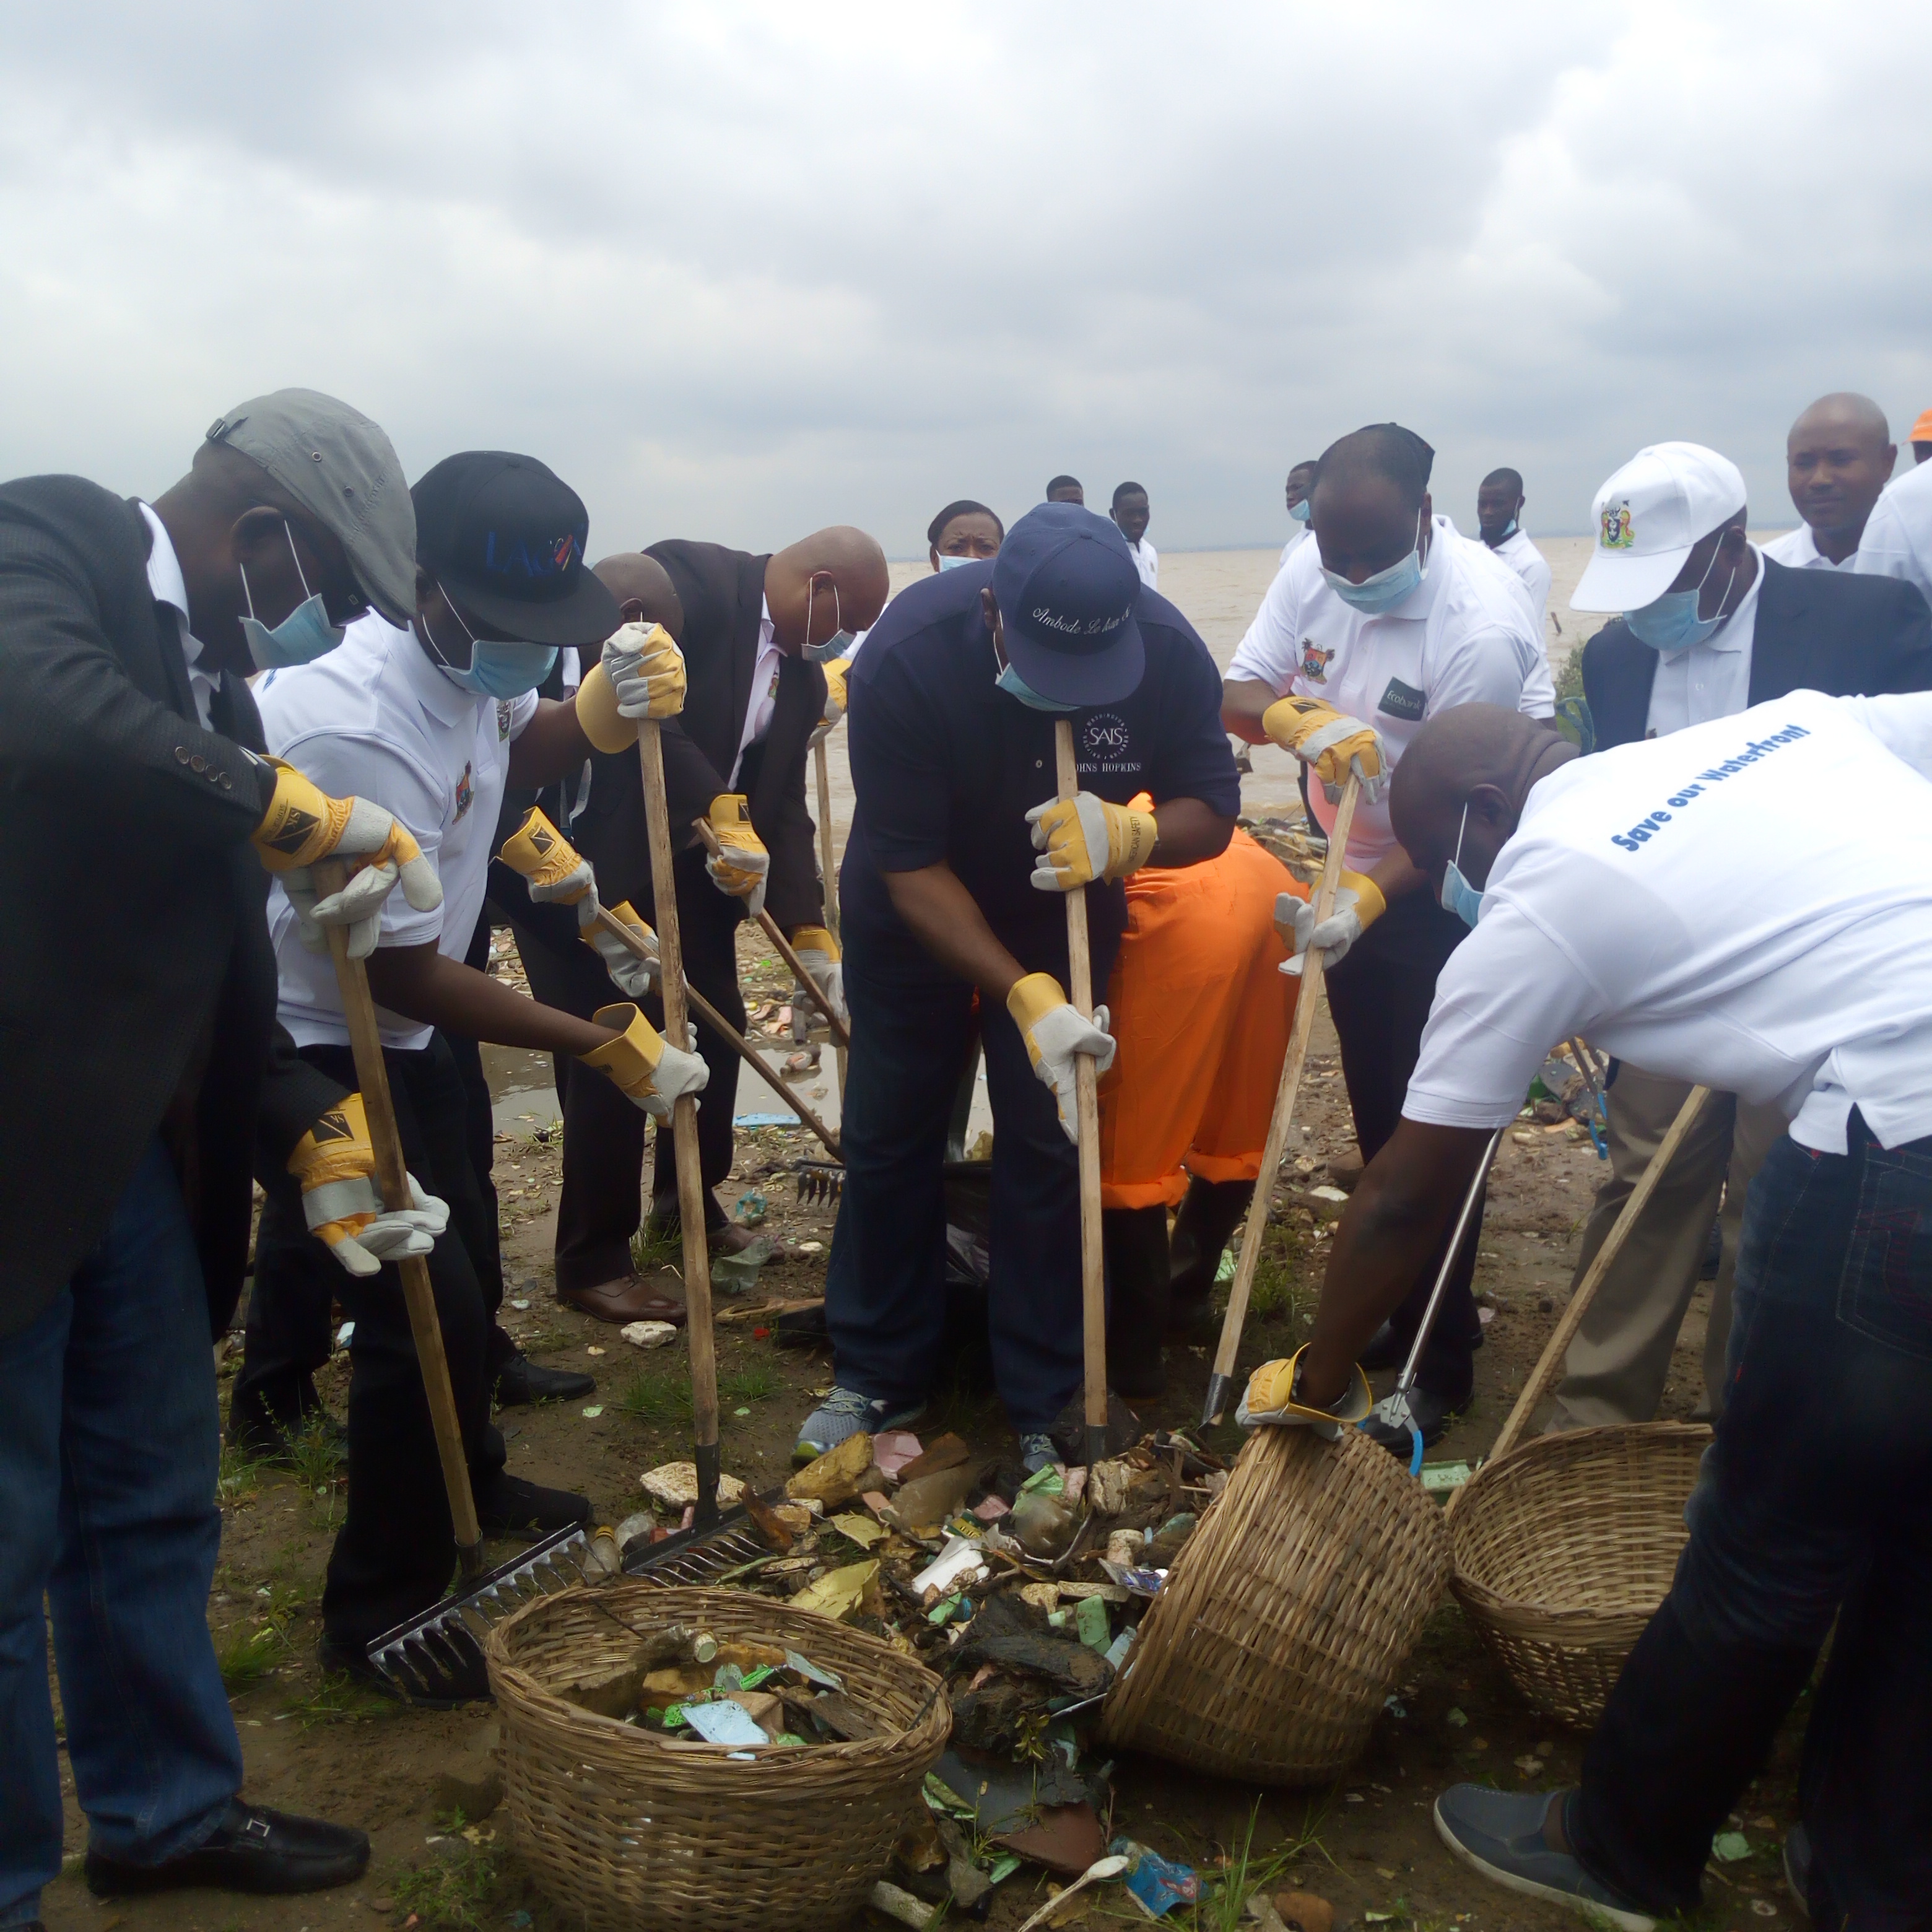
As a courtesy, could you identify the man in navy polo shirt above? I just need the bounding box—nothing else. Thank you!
[796,503,1241,1470]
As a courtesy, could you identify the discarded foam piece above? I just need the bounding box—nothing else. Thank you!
[619,1319,677,1349]
[640,1461,746,1510]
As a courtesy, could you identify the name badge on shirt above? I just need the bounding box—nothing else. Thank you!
[1377,676,1426,723]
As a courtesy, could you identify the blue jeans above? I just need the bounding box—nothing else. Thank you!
[0,1138,243,1926]
[1572,1114,1932,1925]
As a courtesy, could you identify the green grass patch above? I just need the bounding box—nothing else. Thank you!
[216,1582,303,1690]
[629,1222,682,1274]
[217,1439,269,1505]
[389,1827,505,1931]
[281,1670,398,1730]
[616,1366,692,1427]
[720,1359,778,1405]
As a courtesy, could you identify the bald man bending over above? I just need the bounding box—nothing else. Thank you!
[1764,392,1898,572]
[550,531,887,1315]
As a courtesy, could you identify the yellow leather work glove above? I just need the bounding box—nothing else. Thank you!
[287,1094,450,1278]
[808,658,850,749]
[1235,1344,1373,1439]
[1006,972,1116,1144]
[575,621,687,751]
[1024,793,1159,892]
[498,806,596,905]
[578,1003,710,1120]
[582,899,659,1001]
[703,794,770,918]
[787,924,846,1038]
[1260,696,1388,804]
[252,759,443,957]
[1275,869,1386,977]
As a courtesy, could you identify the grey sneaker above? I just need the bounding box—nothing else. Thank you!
[793,1386,925,1465]
[1433,1786,1656,1931]
[1019,1432,1060,1474]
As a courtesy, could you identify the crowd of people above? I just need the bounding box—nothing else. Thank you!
[3,380,1931,1930]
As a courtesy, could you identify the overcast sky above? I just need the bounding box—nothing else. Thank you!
[2,2,1928,557]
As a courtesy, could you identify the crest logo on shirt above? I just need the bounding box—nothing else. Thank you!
[1600,500,1635,550]
[1300,640,1334,684]
[497,699,514,740]
[454,762,475,821]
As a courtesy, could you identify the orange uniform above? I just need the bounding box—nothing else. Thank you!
[1097,827,1308,1209]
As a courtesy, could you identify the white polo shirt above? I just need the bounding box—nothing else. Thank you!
[1404,690,1932,1154]
[1279,526,1311,570]
[1229,516,1552,870]
[1853,457,1932,611]
[257,614,537,1050]
[1762,523,1855,572]
[1642,546,1764,737]
[1128,537,1159,591]
[1484,527,1552,624]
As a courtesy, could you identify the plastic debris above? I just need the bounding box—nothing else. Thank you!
[734,1112,801,1129]
[1215,1248,1236,1283]
[1103,1626,1136,1670]
[681,1700,768,1746]
[581,1404,604,1418]
[1446,1706,1468,1727]
[829,1511,886,1548]
[1111,1838,1198,1918]
[1421,1461,1472,1493]
[733,1190,768,1225]
[711,1237,775,1292]
[893,1463,977,1531]
[1074,1595,1111,1651]
[784,1649,845,1690]
[872,1429,925,1477]
[508,1297,530,1311]
[336,1320,355,1348]
[620,1319,677,1349]
[973,1494,1011,1521]
[912,1535,990,1599]
[1020,1461,1067,1497]
[1710,1830,1752,1863]
[1009,1487,1078,1558]
[790,1558,879,1622]
[1014,1855,1129,1932]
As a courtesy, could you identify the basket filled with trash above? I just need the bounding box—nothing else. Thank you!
[486,1583,950,1931]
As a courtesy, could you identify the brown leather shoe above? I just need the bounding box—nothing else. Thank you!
[555,1276,689,1326]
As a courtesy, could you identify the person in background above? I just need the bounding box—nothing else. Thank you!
[1281,459,1319,566]
[1553,440,1932,1432]
[1,389,443,1919]
[1111,481,1157,591]
[1223,422,1551,1452]
[1855,418,1932,614]
[1763,393,1897,572]
[1045,475,1085,506]
[1474,467,1552,627]
[1910,406,1932,464]
[929,500,1004,571]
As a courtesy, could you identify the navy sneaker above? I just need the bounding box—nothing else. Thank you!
[1433,1785,1656,1931]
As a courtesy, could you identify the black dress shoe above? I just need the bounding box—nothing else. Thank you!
[495,1351,596,1406]
[85,1800,368,1897]
[1360,1386,1468,1456]
[1358,1321,1409,1372]
[474,1473,593,1537]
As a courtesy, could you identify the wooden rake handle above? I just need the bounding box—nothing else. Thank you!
[813,736,848,1098]
[1479,1082,1714,1469]
[637,726,722,1526]
[312,859,484,1575]
[1201,774,1363,1426]
[691,816,852,1053]
[1053,721,1109,1469]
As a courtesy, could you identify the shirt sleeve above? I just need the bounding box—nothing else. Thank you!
[1226,553,1304,690]
[848,648,950,874]
[1145,632,1243,816]
[274,727,448,948]
[1838,692,1932,784]
[1853,488,1932,607]
[1402,905,1601,1128]
[505,690,541,740]
[1425,623,1545,716]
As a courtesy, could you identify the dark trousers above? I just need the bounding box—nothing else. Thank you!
[251,1036,510,1650]
[1571,1116,1932,1923]
[529,845,745,1294]
[1323,890,1484,1399]
[826,918,1116,1432]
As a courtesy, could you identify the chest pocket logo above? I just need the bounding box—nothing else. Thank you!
[1377,676,1425,723]
[1300,639,1333,684]
[454,762,475,822]
[1080,711,1140,775]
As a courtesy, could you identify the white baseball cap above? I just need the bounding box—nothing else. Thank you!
[1572,442,1747,612]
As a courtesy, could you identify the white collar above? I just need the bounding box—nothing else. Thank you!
[137,500,216,723]
[395,612,485,728]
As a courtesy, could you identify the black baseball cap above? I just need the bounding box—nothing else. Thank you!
[990,501,1144,706]
[410,451,620,646]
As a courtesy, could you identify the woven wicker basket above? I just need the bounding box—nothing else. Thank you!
[1449,1421,1709,1728]
[485,1584,949,1931]
[1099,1424,1450,1783]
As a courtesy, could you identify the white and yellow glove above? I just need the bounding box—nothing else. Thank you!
[498,806,595,907]
[788,925,847,1039]
[1261,696,1388,805]
[1007,972,1116,1145]
[703,794,770,918]
[808,658,850,750]
[1024,793,1159,893]
[1276,872,1386,977]
[252,759,443,959]
[288,1095,450,1278]
[573,622,687,751]
[1235,1345,1373,1440]
[578,1003,708,1120]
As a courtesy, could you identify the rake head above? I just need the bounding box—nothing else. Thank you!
[620,1489,783,1584]
[365,1523,593,1704]
[795,1159,845,1207]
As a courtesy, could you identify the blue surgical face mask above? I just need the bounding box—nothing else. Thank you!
[937,553,977,571]
[1439,801,1486,928]
[800,575,856,661]
[1288,497,1313,524]
[1490,518,1519,542]
[421,590,557,699]
[238,522,346,671]
[1624,542,1736,653]
[1321,508,1427,614]
[992,631,1077,712]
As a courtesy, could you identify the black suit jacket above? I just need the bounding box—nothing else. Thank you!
[0,475,344,1337]
[574,540,827,934]
[1582,555,1932,751]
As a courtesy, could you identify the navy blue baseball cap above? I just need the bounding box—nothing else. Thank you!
[411,451,620,646]
[991,501,1144,706]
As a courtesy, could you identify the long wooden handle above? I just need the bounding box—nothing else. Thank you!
[1482,1082,1713,1466]
[1202,776,1362,1424]
[1054,721,1108,1468]
[637,726,722,1526]
[813,737,848,1099]
[590,904,840,1159]
[691,817,852,1053]
[312,859,483,1573]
